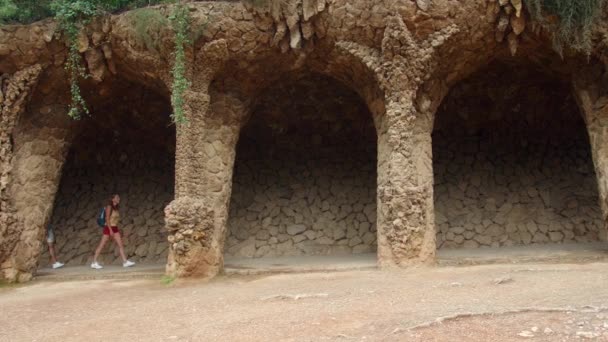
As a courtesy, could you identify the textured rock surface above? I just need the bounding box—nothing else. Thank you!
[0,0,607,281]
[0,65,47,282]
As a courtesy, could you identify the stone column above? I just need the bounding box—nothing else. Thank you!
[335,16,457,268]
[375,92,436,267]
[574,77,608,239]
[165,90,247,278]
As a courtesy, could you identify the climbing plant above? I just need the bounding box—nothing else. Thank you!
[51,0,98,119]
[525,0,607,54]
[168,3,191,124]
[4,0,196,124]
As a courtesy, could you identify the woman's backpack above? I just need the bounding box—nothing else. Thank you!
[97,207,106,227]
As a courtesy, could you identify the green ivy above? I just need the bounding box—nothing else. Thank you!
[169,3,191,125]
[6,0,194,123]
[526,0,606,55]
[51,0,98,119]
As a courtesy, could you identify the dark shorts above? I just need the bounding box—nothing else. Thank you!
[103,226,120,236]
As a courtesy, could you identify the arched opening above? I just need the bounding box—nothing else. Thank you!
[40,80,175,267]
[433,60,603,250]
[225,73,378,260]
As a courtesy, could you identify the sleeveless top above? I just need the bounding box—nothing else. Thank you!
[108,207,120,227]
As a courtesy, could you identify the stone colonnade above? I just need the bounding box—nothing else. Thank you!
[1,13,608,282]
[163,23,608,280]
[163,18,462,278]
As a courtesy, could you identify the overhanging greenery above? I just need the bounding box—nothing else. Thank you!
[525,0,606,54]
[1,0,192,124]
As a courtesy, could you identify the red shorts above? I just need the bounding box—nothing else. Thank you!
[103,226,120,235]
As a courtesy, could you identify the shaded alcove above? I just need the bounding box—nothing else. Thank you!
[225,73,378,258]
[40,81,175,266]
[433,60,603,249]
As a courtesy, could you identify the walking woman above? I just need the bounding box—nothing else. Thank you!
[91,194,135,269]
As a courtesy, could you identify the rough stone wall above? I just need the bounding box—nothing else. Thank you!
[225,74,377,258]
[39,145,173,267]
[434,62,603,249]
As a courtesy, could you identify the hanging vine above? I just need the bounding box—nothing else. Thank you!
[51,0,97,119]
[525,0,606,54]
[169,3,191,125]
[45,0,193,122]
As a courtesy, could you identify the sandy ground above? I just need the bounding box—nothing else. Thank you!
[2,262,608,341]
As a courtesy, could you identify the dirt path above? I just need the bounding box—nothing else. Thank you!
[1,263,608,341]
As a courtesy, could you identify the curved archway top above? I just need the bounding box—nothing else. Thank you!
[208,42,387,129]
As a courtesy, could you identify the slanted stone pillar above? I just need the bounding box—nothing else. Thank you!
[165,89,248,278]
[0,65,72,282]
[574,73,608,239]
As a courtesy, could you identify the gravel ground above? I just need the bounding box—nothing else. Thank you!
[1,262,608,341]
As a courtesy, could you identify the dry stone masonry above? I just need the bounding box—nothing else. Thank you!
[0,0,607,282]
[434,62,603,249]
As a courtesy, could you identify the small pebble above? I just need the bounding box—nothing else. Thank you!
[518,331,534,338]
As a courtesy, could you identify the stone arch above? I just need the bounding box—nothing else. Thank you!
[224,71,379,259]
[191,46,384,268]
[432,57,605,250]
[1,63,175,281]
[41,78,175,268]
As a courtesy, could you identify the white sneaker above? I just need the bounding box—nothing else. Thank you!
[91,262,103,269]
[52,262,64,269]
[123,260,135,268]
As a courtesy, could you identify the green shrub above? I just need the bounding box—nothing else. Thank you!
[160,275,176,285]
[128,8,168,52]
[0,0,52,24]
[526,0,607,54]
[0,0,168,24]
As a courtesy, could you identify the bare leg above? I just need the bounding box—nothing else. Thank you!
[48,242,57,264]
[93,235,110,263]
[111,233,128,262]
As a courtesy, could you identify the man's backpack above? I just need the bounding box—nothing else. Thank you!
[97,207,107,227]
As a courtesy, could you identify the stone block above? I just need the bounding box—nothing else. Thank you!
[287,224,307,236]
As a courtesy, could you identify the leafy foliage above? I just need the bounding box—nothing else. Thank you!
[0,0,168,24]
[128,8,168,52]
[0,0,52,24]
[169,3,191,124]
[160,275,176,285]
[51,0,99,119]
[525,0,606,54]
[2,0,196,124]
